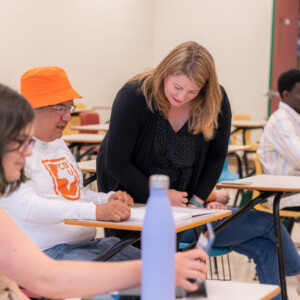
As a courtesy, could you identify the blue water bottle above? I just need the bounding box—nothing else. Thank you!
[141,174,176,300]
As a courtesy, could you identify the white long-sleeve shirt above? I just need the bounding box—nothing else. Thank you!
[258,102,300,208]
[0,138,113,250]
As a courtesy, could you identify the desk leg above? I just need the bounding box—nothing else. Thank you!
[76,144,83,162]
[92,232,141,262]
[83,173,97,186]
[212,191,275,234]
[273,192,287,300]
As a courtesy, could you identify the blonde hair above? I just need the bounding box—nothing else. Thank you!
[129,41,222,140]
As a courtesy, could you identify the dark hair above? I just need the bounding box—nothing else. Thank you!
[278,69,300,98]
[0,84,35,195]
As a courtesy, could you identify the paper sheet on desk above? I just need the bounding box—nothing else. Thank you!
[130,206,214,221]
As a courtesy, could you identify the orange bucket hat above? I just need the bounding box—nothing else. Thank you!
[21,66,82,108]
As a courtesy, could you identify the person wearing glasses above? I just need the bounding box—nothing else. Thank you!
[1,66,141,262]
[0,83,207,300]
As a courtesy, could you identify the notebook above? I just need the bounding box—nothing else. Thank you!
[172,206,215,217]
[130,206,214,222]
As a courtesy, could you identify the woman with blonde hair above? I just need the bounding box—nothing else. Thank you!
[97,41,300,294]
[98,41,229,207]
[0,83,208,300]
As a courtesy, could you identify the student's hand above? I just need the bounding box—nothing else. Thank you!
[168,189,188,206]
[96,201,131,222]
[108,191,134,207]
[206,201,227,210]
[175,248,207,291]
[215,190,230,205]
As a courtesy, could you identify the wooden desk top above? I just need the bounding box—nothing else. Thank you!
[64,208,231,232]
[77,159,97,173]
[186,280,279,300]
[63,133,106,144]
[232,120,267,128]
[217,174,300,192]
[113,280,279,300]
[227,145,251,153]
[71,123,109,132]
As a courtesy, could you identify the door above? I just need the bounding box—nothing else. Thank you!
[268,0,299,115]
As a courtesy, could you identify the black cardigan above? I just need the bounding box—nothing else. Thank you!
[97,82,232,204]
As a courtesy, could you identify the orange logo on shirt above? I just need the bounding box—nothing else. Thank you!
[42,157,80,200]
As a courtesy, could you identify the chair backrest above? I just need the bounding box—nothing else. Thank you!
[253,153,263,175]
[79,111,100,133]
[75,103,86,109]
[252,153,263,198]
[232,114,256,146]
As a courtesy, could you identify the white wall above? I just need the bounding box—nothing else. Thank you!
[0,0,155,108]
[153,0,273,120]
[0,0,273,120]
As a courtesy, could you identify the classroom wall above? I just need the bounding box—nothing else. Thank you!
[0,0,273,120]
[153,0,273,119]
[0,0,155,109]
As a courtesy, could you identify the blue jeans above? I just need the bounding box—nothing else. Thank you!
[44,237,141,262]
[182,209,300,292]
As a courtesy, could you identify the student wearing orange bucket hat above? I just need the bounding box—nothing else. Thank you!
[21,66,82,108]
[1,66,141,262]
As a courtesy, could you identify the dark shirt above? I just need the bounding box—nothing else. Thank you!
[97,82,232,204]
[151,113,198,191]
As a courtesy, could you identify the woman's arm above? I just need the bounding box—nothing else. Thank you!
[0,207,207,298]
[0,207,141,298]
[104,84,151,201]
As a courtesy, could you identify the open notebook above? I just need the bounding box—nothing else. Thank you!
[130,206,214,222]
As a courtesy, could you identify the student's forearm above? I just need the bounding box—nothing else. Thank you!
[27,260,142,298]
[0,208,142,298]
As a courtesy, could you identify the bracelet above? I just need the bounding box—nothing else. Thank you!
[188,198,204,208]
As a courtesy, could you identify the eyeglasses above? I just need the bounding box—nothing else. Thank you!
[9,137,36,154]
[48,104,76,115]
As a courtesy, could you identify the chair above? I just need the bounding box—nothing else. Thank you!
[63,103,86,135]
[252,154,300,235]
[79,111,100,133]
[218,140,241,207]
[218,158,240,182]
[78,111,101,159]
[231,114,259,152]
[232,114,259,175]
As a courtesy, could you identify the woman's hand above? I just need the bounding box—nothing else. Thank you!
[175,248,207,291]
[168,189,188,206]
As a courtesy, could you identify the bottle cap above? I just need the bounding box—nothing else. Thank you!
[149,174,170,189]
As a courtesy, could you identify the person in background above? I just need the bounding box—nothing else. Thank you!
[96,41,300,295]
[0,83,207,300]
[258,68,300,211]
[1,66,140,262]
